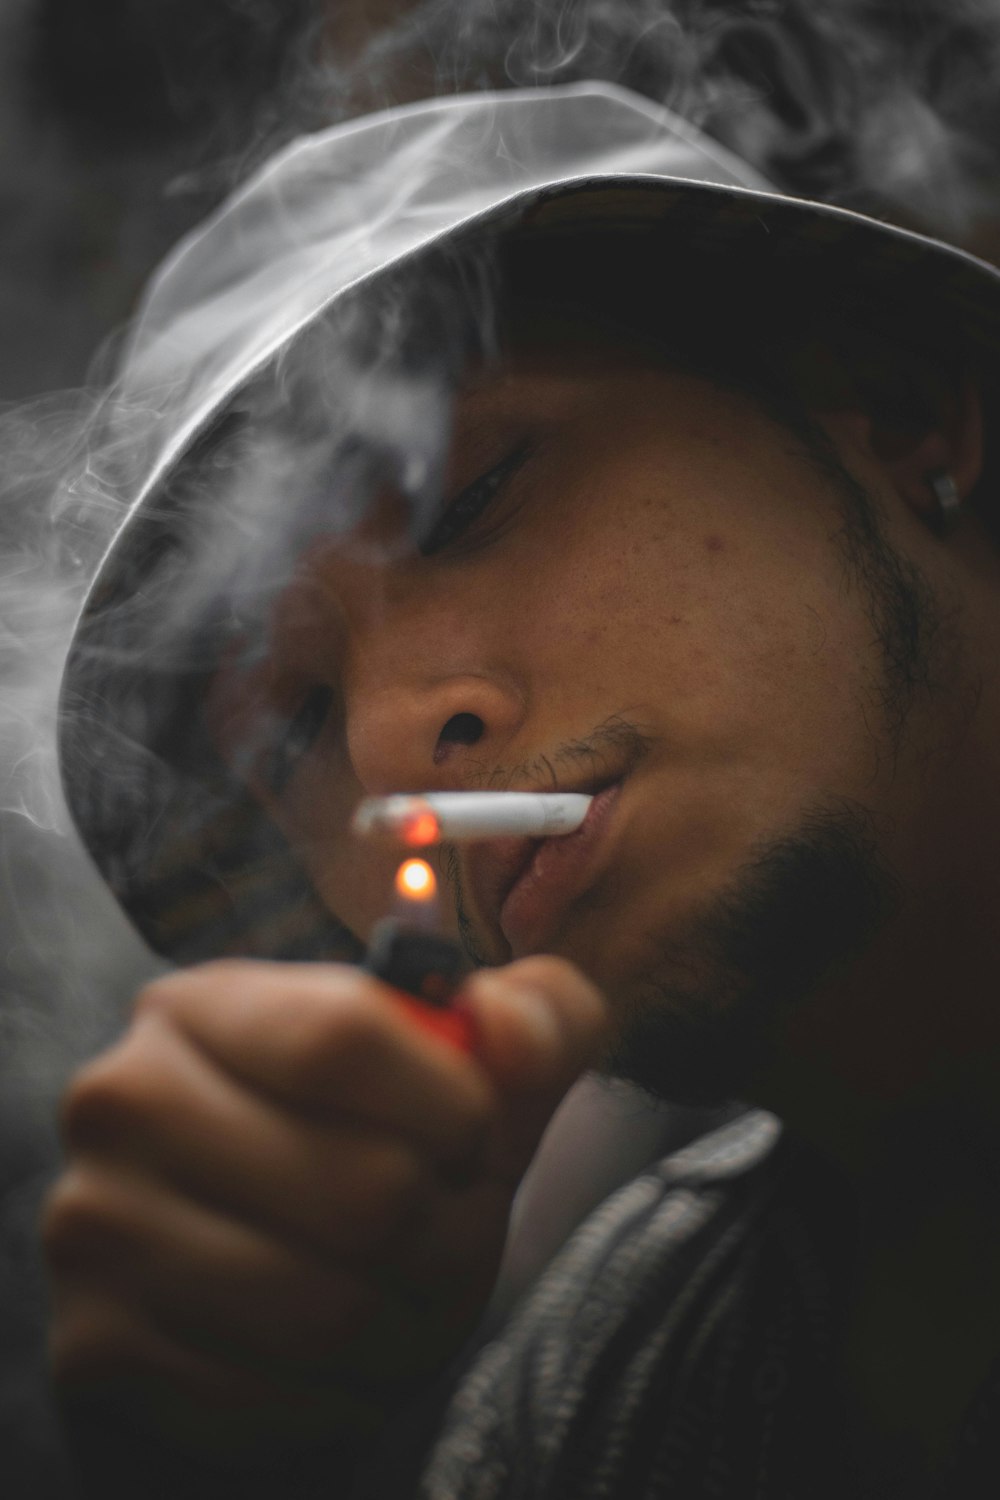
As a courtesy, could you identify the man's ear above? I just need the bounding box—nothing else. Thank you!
[820,378,984,527]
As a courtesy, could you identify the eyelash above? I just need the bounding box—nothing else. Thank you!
[420,442,531,556]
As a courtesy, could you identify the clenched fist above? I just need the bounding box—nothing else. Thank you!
[43,956,608,1485]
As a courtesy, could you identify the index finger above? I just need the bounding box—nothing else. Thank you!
[136,960,495,1172]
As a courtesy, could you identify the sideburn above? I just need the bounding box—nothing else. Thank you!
[793,414,952,755]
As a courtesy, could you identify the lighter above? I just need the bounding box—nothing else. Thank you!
[363,858,474,1051]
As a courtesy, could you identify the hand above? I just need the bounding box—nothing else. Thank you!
[43,956,608,1466]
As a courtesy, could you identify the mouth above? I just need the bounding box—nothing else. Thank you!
[466,778,624,958]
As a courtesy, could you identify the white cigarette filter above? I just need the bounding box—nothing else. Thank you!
[353,791,593,845]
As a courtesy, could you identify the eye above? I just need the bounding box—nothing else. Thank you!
[419,442,531,556]
[267,683,335,793]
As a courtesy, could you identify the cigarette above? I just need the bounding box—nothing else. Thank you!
[353,791,593,845]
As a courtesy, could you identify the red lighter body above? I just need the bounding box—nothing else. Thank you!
[390,993,476,1052]
[364,917,475,1052]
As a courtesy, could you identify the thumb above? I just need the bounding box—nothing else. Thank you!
[458,956,611,1183]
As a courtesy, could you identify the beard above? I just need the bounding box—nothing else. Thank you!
[602,797,899,1107]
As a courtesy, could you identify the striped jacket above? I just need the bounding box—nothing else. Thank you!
[410,1111,999,1499]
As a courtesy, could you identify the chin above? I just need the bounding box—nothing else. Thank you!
[592,797,898,1106]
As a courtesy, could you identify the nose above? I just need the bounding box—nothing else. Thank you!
[302,533,527,792]
[345,669,525,793]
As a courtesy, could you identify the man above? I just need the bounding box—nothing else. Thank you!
[45,82,1000,1497]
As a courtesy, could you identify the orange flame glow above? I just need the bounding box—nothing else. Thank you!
[395,858,438,903]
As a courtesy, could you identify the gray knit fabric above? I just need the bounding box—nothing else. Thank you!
[419,1110,811,1500]
[358,1107,1000,1498]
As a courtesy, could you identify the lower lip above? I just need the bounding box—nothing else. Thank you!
[498,782,621,953]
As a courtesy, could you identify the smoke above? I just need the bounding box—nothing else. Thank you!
[0,389,162,1495]
[349,0,1000,245]
[4,1,1000,1491]
[162,302,464,633]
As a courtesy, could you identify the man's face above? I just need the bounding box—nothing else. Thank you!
[230,321,948,1100]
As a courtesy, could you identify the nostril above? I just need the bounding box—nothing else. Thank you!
[440,713,484,745]
[434,712,484,764]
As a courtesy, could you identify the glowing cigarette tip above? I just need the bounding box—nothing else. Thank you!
[354,791,593,844]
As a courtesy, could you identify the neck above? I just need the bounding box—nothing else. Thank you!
[752,858,1000,1477]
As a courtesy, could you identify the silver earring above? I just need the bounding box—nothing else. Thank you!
[928,472,961,533]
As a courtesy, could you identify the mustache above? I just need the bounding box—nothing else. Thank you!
[441,713,654,963]
[464,713,654,793]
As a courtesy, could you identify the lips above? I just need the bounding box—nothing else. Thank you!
[465,781,623,957]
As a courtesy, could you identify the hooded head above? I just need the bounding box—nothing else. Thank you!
[58,83,1000,1061]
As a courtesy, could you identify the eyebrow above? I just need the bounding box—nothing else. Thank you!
[452,360,549,437]
[445,380,527,469]
[452,379,511,432]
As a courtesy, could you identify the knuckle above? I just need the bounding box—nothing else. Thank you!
[187,957,270,989]
[42,1172,126,1269]
[506,952,580,990]
[60,1052,146,1146]
[49,1304,136,1388]
[134,959,249,1015]
[505,955,606,1023]
[42,1173,95,1257]
[284,995,387,1098]
[132,974,181,1017]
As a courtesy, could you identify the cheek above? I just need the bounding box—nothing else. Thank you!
[513,508,874,791]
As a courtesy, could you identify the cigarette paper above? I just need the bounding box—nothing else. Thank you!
[353,791,593,844]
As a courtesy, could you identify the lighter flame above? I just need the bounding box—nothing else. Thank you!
[396,858,437,902]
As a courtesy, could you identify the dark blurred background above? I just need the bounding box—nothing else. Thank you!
[0,0,319,397]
